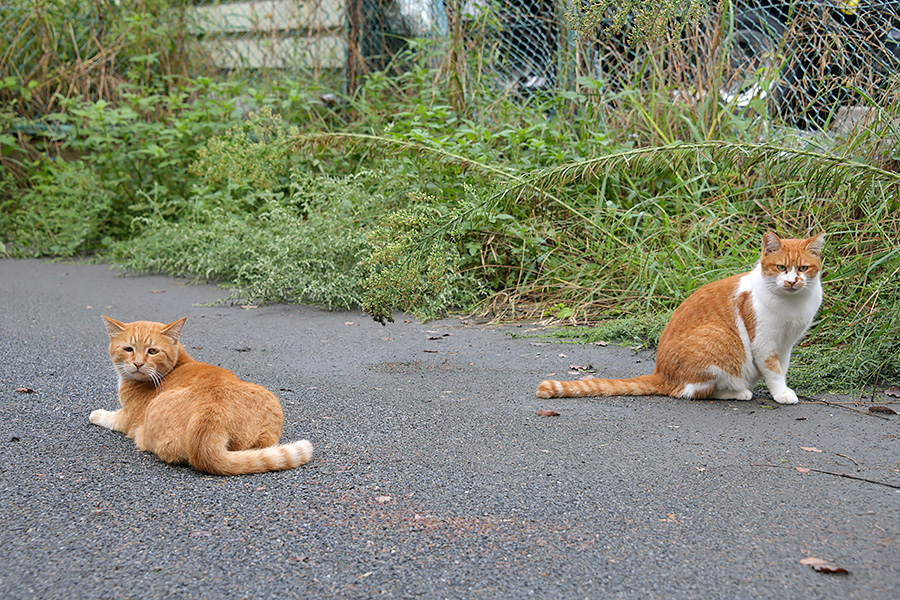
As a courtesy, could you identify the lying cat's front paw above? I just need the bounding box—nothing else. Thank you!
[90,409,116,428]
[773,389,799,405]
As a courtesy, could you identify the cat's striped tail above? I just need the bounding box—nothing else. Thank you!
[189,436,313,476]
[536,374,668,399]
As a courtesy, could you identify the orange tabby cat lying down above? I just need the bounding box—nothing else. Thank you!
[91,316,313,475]
[537,232,825,404]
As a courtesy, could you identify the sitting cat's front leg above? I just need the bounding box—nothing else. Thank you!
[90,408,126,432]
[757,349,798,404]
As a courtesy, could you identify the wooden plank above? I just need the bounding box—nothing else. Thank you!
[188,0,343,34]
[198,35,347,69]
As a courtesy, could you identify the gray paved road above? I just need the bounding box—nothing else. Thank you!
[1,259,898,599]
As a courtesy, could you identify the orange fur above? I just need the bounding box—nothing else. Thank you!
[91,316,313,475]
[537,232,825,404]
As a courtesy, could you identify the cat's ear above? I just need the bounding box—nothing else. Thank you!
[762,232,782,255]
[102,316,126,339]
[805,232,826,257]
[161,317,187,343]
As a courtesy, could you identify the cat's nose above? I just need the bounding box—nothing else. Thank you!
[133,362,144,370]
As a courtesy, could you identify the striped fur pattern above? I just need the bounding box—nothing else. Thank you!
[91,316,313,475]
[537,232,825,404]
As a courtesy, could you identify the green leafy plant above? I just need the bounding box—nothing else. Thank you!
[361,199,484,324]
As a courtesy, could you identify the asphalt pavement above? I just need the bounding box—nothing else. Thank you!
[1,258,898,599]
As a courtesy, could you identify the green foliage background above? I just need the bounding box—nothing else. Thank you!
[1,1,898,393]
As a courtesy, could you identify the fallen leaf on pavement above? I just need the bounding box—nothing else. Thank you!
[15,387,35,394]
[869,406,897,415]
[795,467,811,474]
[800,556,850,574]
[800,446,823,453]
[536,409,560,417]
[884,386,900,397]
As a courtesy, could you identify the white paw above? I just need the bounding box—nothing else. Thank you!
[90,409,116,428]
[734,389,753,401]
[712,388,753,400]
[773,389,799,405]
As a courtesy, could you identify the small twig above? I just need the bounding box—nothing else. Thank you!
[835,453,861,472]
[820,400,900,405]
[812,399,892,420]
[752,464,900,490]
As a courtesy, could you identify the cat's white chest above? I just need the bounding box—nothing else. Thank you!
[740,265,823,349]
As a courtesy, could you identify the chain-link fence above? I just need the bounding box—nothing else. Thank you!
[581,1,900,128]
[2,1,899,128]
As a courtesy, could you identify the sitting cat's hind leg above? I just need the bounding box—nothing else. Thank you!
[711,387,754,401]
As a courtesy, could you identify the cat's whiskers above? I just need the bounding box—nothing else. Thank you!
[149,369,164,390]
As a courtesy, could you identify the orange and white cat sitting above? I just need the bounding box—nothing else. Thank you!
[91,316,313,475]
[537,232,825,404]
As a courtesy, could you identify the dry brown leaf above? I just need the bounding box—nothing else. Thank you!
[800,557,850,574]
[15,387,35,394]
[884,386,900,397]
[869,406,898,415]
[536,409,560,417]
[800,446,823,453]
[795,467,811,474]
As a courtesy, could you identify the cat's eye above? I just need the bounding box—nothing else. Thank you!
[123,346,133,353]
[797,266,809,272]
[776,265,787,272]
[147,348,159,355]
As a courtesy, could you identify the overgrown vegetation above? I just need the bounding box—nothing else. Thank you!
[1,1,898,392]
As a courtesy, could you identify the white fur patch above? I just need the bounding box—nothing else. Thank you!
[90,409,117,429]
